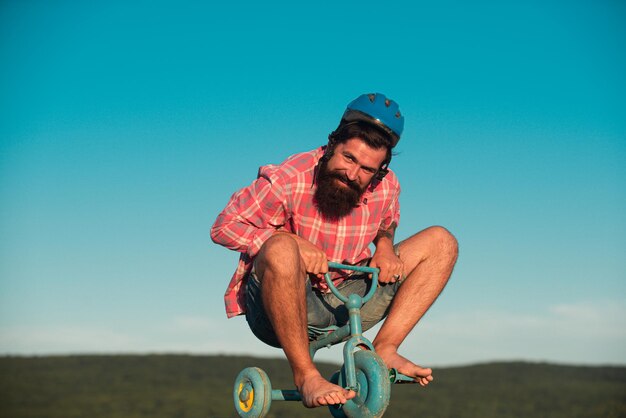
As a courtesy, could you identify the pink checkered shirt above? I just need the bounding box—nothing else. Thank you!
[211,146,401,318]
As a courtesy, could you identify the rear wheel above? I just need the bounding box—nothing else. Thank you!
[233,367,272,417]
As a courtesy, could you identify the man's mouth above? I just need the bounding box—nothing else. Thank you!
[334,177,349,186]
[332,176,363,193]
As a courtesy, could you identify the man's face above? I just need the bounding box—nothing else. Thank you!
[326,138,388,189]
[314,137,388,221]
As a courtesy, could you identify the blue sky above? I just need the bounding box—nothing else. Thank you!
[1,1,624,367]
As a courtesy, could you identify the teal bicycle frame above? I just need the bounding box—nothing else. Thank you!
[270,262,413,402]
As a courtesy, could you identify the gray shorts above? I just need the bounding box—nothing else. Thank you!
[245,269,402,348]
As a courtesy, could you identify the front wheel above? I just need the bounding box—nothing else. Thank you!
[328,350,391,418]
[233,367,272,418]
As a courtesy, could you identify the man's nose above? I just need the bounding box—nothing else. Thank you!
[346,166,359,181]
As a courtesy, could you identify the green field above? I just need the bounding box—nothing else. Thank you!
[1,355,624,418]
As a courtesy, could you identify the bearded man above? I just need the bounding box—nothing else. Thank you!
[211,93,458,408]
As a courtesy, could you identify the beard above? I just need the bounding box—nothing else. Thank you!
[313,158,366,221]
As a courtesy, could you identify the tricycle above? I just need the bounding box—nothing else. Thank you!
[233,262,416,418]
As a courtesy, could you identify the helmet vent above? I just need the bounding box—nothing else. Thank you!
[368,94,376,103]
[395,111,401,118]
[385,99,391,107]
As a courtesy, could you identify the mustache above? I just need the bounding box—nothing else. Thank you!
[325,171,363,193]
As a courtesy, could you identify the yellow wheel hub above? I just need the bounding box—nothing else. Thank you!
[238,382,254,412]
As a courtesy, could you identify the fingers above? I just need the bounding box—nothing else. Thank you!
[300,248,328,275]
[316,273,329,291]
[371,259,404,284]
[306,256,327,276]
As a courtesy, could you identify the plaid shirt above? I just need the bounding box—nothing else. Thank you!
[211,146,401,318]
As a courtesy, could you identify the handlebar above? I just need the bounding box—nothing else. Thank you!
[324,262,379,304]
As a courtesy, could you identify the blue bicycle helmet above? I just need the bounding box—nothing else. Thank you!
[341,93,404,147]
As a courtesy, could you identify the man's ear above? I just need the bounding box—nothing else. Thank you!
[375,165,389,181]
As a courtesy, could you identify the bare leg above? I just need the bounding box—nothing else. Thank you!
[255,234,355,407]
[373,226,458,386]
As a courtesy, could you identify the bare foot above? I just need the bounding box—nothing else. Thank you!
[296,371,356,408]
[376,346,434,387]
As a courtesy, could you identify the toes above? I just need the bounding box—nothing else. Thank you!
[322,391,345,405]
[325,393,338,405]
[417,367,433,377]
[315,395,329,406]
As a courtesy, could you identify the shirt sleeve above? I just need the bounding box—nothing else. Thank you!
[210,166,289,258]
[380,177,401,231]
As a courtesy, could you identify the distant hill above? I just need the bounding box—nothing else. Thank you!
[1,355,624,418]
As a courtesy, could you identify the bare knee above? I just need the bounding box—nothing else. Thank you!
[399,226,458,269]
[256,234,303,278]
[423,226,458,261]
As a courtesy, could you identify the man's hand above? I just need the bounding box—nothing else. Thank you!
[296,237,328,276]
[275,230,328,282]
[371,222,403,284]
[370,247,404,284]
[293,235,330,290]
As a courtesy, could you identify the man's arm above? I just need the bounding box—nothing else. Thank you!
[211,174,287,258]
[371,221,404,283]
[211,172,327,273]
[374,221,397,251]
